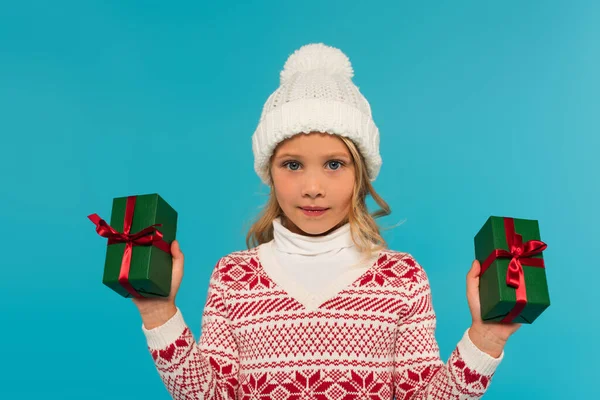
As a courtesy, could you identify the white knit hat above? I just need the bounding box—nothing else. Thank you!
[251,43,382,185]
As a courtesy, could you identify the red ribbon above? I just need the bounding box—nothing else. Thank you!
[88,196,171,298]
[480,218,547,323]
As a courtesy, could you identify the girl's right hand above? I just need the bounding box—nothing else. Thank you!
[132,240,184,329]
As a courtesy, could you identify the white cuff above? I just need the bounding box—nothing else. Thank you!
[142,307,188,350]
[456,328,504,376]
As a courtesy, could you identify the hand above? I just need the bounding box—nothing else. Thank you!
[466,259,522,357]
[132,240,184,323]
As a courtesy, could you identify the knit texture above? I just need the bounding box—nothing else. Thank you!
[143,248,503,399]
[252,43,382,185]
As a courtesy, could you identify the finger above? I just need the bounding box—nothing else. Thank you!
[467,259,480,279]
[171,240,184,266]
[466,260,480,297]
[466,260,483,322]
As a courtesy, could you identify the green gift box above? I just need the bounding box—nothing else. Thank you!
[89,193,178,298]
[474,216,550,324]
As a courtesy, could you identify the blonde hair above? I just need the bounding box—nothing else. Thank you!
[246,134,392,260]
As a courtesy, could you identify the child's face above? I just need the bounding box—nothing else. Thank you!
[270,132,355,236]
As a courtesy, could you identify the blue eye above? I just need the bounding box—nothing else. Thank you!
[327,161,342,170]
[285,161,301,171]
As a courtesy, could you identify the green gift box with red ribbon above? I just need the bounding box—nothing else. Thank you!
[88,193,178,298]
[474,216,550,324]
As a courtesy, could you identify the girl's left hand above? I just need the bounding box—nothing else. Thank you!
[466,259,522,357]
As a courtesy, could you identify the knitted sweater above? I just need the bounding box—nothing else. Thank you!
[142,245,504,399]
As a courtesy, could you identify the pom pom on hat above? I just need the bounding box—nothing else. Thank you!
[280,43,354,85]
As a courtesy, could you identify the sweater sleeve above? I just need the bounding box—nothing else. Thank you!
[141,260,239,400]
[393,257,503,399]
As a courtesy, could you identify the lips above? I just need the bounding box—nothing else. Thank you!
[299,206,329,217]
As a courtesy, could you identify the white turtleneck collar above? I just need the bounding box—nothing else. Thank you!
[272,217,355,256]
[258,217,379,311]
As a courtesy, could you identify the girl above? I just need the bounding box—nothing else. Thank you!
[134,43,520,399]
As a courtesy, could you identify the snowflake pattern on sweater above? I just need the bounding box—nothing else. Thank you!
[143,248,502,399]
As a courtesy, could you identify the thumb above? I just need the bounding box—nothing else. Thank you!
[171,240,184,269]
[468,259,481,279]
[466,259,481,296]
[466,259,483,323]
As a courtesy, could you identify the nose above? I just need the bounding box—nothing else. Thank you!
[301,172,325,198]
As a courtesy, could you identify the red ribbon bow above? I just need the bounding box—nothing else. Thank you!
[480,218,547,323]
[89,196,171,298]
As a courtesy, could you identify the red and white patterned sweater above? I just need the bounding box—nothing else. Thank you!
[142,247,503,399]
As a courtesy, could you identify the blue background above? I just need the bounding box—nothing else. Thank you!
[1,1,597,398]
